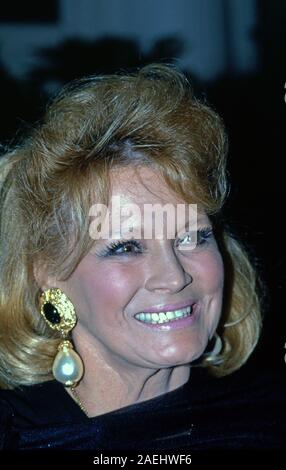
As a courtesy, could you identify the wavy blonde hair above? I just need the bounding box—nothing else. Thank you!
[0,64,264,389]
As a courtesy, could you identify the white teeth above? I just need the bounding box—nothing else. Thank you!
[135,305,193,324]
[151,313,159,322]
[175,310,183,317]
[158,313,166,323]
[166,311,175,320]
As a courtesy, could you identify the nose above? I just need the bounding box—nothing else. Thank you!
[144,245,193,294]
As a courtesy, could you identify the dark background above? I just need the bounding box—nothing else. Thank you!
[0,0,285,374]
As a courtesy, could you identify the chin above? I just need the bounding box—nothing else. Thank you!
[148,350,201,368]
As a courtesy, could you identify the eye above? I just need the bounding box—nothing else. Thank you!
[99,239,144,257]
[178,233,193,246]
[176,226,213,249]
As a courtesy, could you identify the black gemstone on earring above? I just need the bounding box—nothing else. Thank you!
[43,302,61,324]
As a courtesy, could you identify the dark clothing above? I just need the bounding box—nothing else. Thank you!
[0,366,285,450]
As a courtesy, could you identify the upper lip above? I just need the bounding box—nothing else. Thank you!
[137,299,197,314]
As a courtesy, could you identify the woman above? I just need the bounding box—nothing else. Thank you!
[0,64,284,451]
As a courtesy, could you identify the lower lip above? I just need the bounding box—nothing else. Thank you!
[134,303,200,331]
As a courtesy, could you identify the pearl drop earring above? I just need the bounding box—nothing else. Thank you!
[39,288,84,387]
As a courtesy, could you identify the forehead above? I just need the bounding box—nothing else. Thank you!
[109,166,183,206]
[92,166,208,240]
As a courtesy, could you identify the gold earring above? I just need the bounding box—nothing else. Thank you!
[39,288,84,387]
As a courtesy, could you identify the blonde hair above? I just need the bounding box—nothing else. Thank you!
[0,64,264,388]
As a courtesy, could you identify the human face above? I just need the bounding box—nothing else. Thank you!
[57,166,224,371]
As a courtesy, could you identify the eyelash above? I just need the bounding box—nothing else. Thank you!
[99,226,214,257]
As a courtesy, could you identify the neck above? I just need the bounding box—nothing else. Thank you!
[68,327,191,418]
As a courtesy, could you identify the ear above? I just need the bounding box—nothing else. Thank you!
[33,260,56,291]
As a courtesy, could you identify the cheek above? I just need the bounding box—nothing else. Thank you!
[189,250,224,293]
[195,251,224,331]
[198,252,224,293]
[69,257,142,317]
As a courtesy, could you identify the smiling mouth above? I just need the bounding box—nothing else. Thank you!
[134,305,193,324]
